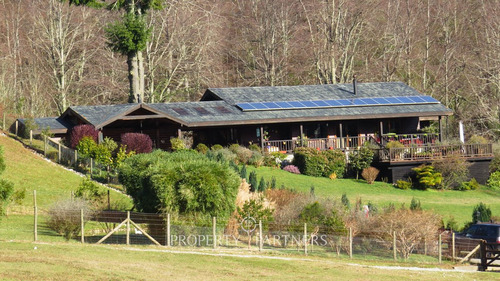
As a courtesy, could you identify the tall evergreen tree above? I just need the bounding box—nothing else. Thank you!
[62,0,164,103]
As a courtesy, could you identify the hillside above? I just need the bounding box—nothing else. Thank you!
[0,134,131,214]
[247,166,500,227]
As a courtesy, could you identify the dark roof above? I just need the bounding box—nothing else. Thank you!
[31,82,453,132]
[202,82,429,104]
[21,117,72,133]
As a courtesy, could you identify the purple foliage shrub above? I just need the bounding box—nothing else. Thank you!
[70,125,98,148]
[121,133,153,154]
[283,164,301,174]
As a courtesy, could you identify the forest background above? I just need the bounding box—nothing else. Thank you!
[1,0,499,139]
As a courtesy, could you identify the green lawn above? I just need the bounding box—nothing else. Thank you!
[0,241,496,280]
[247,166,500,227]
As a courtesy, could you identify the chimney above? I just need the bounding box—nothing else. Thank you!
[353,75,357,95]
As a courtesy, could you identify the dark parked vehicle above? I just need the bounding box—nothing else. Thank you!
[462,223,500,245]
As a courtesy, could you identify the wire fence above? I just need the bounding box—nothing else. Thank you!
[31,204,482,263]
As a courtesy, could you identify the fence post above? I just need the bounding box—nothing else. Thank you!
[452,232,456,262]
[81,209,84,244]
[438,234,442,264]
[304,223,307,255]
[90,158,93,177]
[479,240,487,271]
[43,136,47,157]
[74,150,78,167]
[58,142,61,163]
[393,231,397,261]
[259,220,263,252]
[213,217,217,249]
[2,112,5,130]
[166,213,171,247]
[349,227,353,259]
[15,120,18,136]
[34,190,37,242]
[30,130,32,145]
[126,211,130,245]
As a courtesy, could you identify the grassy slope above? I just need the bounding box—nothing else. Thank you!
[248,166,500,226]
[0,135,131,213]
[0,242,496,281]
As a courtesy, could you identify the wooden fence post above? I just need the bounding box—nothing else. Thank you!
[74,150,78,167]
[43,136,47,157]
[349,228,353,259]
[304,223,307,255]
[213,217,217,249]
[479,240,487,271]
[81,209,84,244]
[30,130,32,144]
[126,211,130,245]
[58,142,61,163]
[393,231,397,260]
[34,190,37,242]
[438,234,442,264]
[15,120,18,136]
[452,232,456,262]
[259,220,263,252]
[166,213,171,247]
[90,158,93,177]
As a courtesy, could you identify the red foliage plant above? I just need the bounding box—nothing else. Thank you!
[70,125,99,148]
[121,133,153,154]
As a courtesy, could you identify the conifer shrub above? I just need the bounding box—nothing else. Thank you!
[195,143,209,154]
[121,133,153,154]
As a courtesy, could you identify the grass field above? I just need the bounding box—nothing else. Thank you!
[247,166,500,227]
[0,241,497,280]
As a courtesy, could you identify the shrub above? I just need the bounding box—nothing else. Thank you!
[385,141,405,149]
[228,144,240,153]
[270,176,276,189]
[248,171,258,192]
[237,196,273,222]
[322,150,346,178]
[487,171,500,189]
[412,165,442,190]
[240,164,247,179]
[458,178,480,191]
[467,135,489,144]
[432,154,470,189]
[248,143,261,152]
[118,150,239,219]
[489,153,500,174]
[409,197,421,211]
[70,124,99,149]
[76,136,98,159]
[248,151,264,167]
[121,133,153,154]
[341,193,350,209]
[209,148,237,164]
[293,147,327,177]
[47,198,93,240]
[75,177,106,208]
[195,143,209,154]
[211,144,223,151]
[300,202,324,225]
[170,137,186,151]
[361,167,379,184]
[349,145,374,180]
[258,176,266,192]
[395,179,412,190]
[235,146,253,164]
[283,164,301,174]
[0,179,14,216]
[472,202,492,223]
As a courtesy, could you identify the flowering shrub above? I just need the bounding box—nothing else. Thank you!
[121,133,152,154]
[70,125,98,148]
[283,164,301,174]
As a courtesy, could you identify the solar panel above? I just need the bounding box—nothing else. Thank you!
[236,95,440,111]
[194,107,210,115]
[172,108,189,115]
[216,106,232,114]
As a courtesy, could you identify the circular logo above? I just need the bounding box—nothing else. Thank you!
[240,216,257,234]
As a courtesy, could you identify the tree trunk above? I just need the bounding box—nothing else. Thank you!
[128,51,140,103]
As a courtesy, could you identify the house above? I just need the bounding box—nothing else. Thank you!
[13,81,493,183]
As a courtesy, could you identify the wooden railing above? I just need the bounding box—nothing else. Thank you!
[382,133,440,146]
[379,143,493,162]
[263,135,377,152]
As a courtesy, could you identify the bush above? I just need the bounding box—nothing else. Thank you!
[467,135,489,144]
[234,146,253,164]
[487,171,500,189]
[0,179,14,216]
[472,202,492,223]
[409,197,421,211]
[75,177,106,208]
[361,167,379,184]
[489,153,500,174]
[349,145,374,180]
[293,147,327,177]
[432,154,470,189]
[195,143,209,154]
[228,144,240,153]
[118,150,240,219]
[76,136,98,159]
[70,125,99,149]
[207,148,237,164]
[240,164,247,179]
[283,164,301,174]
[248,143,261,152]
[211,144,223,151]
[395,179,412,190]
[248,171,258,192]
[121,133,153,154]
[458,178,480,191]
[322,150,346,178]
[170,137,186,151]
[47,199,93,240]
[248,151,264,167]
[385,141,405,149]
[412,165,442,190]
[300,202,325,225]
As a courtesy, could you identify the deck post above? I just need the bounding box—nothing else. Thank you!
[379,121,384,145]
[339,123,343,148]
[260,126,264,150]
[299,124,304,146]
[438,116,443,142]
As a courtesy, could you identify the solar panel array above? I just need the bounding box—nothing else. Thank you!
[236,96,439,111]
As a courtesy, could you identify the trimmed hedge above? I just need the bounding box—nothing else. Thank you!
[292,147,346,178]
[118,150,240,219]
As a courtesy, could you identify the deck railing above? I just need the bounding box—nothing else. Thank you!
[381,133,440,146]
[263,135,376,152]
[379,143,493,162]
